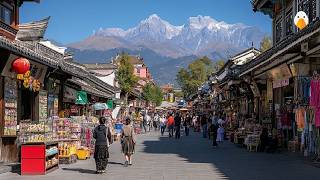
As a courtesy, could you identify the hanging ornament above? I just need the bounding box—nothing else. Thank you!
[294,11,309,30]
[12,58,30,74]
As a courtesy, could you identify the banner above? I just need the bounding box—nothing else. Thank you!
[76,91,88,105]
[107,99,113,109]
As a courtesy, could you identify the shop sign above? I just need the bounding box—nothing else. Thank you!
[64,86,77,101]
[2,54,47,83]
[91,95,100,103]
[268,64,292,80]
[273,79,289,89]
[70,105,78,113]
[76,91,88,105]
[107,99,114,109]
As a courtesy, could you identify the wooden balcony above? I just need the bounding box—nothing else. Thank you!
[0,21,18,40]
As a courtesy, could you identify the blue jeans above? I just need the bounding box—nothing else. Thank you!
[202,124,207,138]
[168,126,174,137]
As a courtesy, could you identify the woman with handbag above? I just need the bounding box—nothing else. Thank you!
[121,117,136,167]
[93,117,112,174]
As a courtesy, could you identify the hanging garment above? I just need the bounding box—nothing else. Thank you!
[310,80,320,108]
[315,108,320,128]
[295,108,306,131]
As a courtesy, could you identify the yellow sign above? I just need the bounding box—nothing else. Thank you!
[294,11,309,30]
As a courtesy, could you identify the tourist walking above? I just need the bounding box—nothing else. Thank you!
[167,113,175,138]
[121,118,136,167]
[217,125,225,142]
[201,115,208,138]
[160,114,167,136]
[174,113,182,139]
[154,113,160,131]
[184,114,191,136]
[211,120,219,147]
[93,117,112,174]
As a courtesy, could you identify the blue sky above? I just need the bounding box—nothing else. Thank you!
[20,0,272,44]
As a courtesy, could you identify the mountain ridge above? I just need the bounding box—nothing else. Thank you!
[66,14,268,85]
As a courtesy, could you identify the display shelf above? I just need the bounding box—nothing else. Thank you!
[46,162,58,170]
[46,152,58,157]
[21,142,59,175]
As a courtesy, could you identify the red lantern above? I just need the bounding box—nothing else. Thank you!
[12,58,30,74]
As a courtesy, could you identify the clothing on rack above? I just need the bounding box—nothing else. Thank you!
[295,77,311,104]
[295,107,306,131]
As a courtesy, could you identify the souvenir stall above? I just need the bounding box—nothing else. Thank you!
[290,68,320,159]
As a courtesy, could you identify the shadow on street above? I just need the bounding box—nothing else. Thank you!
[142,131,320,180]
[62,168,97,174]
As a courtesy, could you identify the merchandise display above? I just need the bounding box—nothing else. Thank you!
[39,90,48,122]
[19,118,56,143]
[3,77,18,136]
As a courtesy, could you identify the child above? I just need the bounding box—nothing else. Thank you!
[217,125,225,142]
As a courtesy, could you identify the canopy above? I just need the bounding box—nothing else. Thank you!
[93,103,108,110]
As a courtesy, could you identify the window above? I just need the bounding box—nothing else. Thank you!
[285,10,293,36]
[0,4,13,25]
[275,18,283,43]
[297,0,317,23]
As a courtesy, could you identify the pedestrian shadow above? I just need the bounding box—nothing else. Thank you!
[108,161,123,165]
[142,131,320,180]
[62,168,96,174]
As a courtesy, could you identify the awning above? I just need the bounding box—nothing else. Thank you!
[68,77,112,99]
[93,103,108,110]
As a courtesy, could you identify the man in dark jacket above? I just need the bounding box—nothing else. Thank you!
[174,113,182,139]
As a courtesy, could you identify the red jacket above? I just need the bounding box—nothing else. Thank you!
[167,116,175,126]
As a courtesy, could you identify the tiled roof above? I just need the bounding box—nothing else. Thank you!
[67,77,112,99]
[0,36,60,67]
[240,20,320,76]
[83,63,117,70]
[0,35,119,97]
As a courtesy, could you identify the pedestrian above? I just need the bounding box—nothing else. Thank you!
[217,124,225,142]
[174,112,182,139]
[121,117,136,167]
[143,113,148,133]
[211,119,219,147]
[160,114,167,136]
[201,115,208,138]
[167,113,175,138]
[184,114,191,136]
[93,117,112,174]
[154,113,160,131]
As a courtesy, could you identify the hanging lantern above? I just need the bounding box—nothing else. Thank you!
[12,58,30,74]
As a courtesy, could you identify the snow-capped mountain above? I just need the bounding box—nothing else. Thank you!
[69,14,266,59]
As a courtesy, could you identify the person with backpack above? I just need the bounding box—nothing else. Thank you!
[93,117,112,174]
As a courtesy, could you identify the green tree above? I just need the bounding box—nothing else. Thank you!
[142,83,163,106]
[213,60,225,73]
[176,57,216,98]
[116,53,139,105]
[260,36,272,52]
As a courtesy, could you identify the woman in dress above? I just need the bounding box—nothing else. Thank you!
[121,117,136,167]
[93,117,112,174]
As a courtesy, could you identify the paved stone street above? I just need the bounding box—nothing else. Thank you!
[1,131,320,180]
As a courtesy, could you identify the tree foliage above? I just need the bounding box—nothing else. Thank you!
[260,36,272,52]
[116,53,139,97]
[176,56,223,98]
[142,83,163,106]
